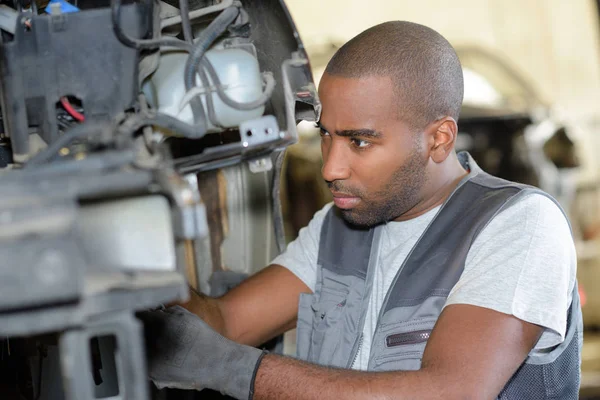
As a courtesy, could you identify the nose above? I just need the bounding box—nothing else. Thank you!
[322,140,351,183]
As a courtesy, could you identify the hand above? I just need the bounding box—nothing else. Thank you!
[139,306,265,399]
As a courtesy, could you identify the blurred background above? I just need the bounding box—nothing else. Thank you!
[280,0,600,397]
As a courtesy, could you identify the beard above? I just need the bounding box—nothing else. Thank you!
[328,148,428,228]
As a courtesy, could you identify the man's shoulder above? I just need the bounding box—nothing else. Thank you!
[493,190,570,230]
[469,171,569,228]
[472,190,574,262]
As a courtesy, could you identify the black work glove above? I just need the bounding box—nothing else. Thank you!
[140,306,266,400]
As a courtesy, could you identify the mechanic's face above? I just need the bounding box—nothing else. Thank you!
[318,73,429,227]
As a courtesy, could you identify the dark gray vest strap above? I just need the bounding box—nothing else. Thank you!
[317,208,374,280]
[383,173,525,311]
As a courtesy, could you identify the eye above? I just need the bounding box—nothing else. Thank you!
[319,127,330,137]
[351,138,370,148]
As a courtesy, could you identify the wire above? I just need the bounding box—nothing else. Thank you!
[181,64,275,111]
[27,110,207,168]
[184,6,239,91]
[184,6,239,126]
[60,97,85,122]
[110,0,192,51]
[25,121,113,167]
[117,111,206,139]
[160,0,234,30]
[204,60,275,111]
[138,94,156,152]
[197,66,222,128]
[57,119,73,131]
[178,0,193,44]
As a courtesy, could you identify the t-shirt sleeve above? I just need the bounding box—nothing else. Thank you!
[444,193,576,350]
[270,203,334,292]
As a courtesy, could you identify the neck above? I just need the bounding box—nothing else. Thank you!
[394,153,468,222]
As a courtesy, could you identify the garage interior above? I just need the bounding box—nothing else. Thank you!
[0,0,599,399]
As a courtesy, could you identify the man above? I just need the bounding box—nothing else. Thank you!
[143,21,580,399]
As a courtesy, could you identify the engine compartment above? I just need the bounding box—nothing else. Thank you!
[0,0,320,398]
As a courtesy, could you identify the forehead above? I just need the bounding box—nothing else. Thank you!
[318,74,398,127]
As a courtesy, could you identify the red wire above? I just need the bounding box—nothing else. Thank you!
[60,97,85,122]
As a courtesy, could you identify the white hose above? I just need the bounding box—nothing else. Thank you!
[179,72,275,111]
[160,0,235,30]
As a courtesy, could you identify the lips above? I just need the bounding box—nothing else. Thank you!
[330,191,361,210]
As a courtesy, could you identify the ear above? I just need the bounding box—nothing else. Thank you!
[427,117,457,163]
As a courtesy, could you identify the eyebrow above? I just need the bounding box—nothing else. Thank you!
[317,122,383,139]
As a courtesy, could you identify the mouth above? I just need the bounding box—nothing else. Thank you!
[330,191,361,210]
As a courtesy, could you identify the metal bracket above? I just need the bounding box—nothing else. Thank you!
[238,115,281,173]
[239,115,282,150]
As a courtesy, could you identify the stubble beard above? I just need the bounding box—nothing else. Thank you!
[338,150,428,227]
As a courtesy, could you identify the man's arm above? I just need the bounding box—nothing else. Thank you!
[180,264,310,347]
[254,304,543,400]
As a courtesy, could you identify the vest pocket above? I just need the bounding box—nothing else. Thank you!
[296,292,315,360]
[373,351,424,371]
[308,288,348,366]
[371,318,437,372]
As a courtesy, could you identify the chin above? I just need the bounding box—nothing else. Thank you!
[339,208,383,229]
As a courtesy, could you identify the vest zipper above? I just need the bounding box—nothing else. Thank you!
[349,334,363,369]
[386,330,431,347]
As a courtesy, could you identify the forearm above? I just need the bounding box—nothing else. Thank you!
[254,354,469,400]
[178,289,228,337]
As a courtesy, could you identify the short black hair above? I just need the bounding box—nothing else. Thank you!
[325,21,464,131]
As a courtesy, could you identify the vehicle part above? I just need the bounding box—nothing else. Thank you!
[0,0,320,398]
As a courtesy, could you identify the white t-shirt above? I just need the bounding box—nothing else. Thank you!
[272,193,577,371]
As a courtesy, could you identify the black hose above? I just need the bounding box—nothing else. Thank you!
[272,150,287,253]
[111,0,192,51]
[184,6,239,90]
[25,121,113,168]
[29,111,206,169]
[179,0,194,44]
[23,150,135,176]
[201,58,275,110]
[184,6,239,126]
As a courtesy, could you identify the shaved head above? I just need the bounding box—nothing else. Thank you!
[325,21,464,131]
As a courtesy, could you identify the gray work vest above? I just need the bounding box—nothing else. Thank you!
[295,152,582,399]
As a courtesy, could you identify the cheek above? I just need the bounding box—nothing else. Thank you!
[353,150,397,194]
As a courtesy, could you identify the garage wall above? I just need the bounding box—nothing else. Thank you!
[286,0,600,118]
[285,0,600,182]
